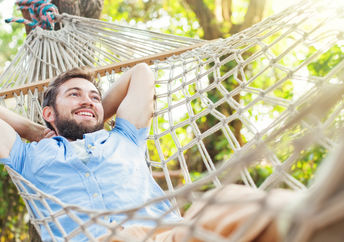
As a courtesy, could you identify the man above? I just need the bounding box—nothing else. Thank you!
[0,63,181,241]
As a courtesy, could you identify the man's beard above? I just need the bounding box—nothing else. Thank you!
[55,111,104,140]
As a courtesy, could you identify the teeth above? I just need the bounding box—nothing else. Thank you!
[77,112,93,117]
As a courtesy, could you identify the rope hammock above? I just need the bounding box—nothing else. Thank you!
[1,0,344,241]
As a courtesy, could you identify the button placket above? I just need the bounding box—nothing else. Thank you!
[87,144,97,157]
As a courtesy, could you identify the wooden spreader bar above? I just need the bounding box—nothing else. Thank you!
[0,42,206,99]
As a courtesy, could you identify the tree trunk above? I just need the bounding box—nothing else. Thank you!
[52,0,103,19]
[183,0,266,39]
[230,0,266,34]
[184,0,223,40]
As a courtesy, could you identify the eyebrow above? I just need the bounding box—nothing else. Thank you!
[65,87,100,96]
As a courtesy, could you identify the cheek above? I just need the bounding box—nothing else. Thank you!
[95,105,104,118]
[55,100,77,116]
[57,102,72,112]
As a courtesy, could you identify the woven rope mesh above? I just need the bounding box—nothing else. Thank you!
[1,0,344,241]
[0,13,203,88]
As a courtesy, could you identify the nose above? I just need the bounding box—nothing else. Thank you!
[80,94,94,107]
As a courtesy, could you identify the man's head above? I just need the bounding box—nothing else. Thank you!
[43,68,104,140]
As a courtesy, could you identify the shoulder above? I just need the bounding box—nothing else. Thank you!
[111,117,149,146]
[0,135,59,173]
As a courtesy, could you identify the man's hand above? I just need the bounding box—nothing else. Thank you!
[30,128,56,142]
[16,125,56,142]
[0,106,53,142]
[43,128,57,139]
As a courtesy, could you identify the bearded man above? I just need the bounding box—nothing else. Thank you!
[0,63,181,241]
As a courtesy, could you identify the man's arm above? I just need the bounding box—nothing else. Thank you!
[0,106,55,142]
[102,63,155,128]
[0,117,17,159]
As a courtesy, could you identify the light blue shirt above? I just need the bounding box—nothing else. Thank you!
[0,118,181,241]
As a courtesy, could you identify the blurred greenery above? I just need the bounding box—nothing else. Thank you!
[0,0,343,241]
[0,6,29,242]
[0,7,25,73]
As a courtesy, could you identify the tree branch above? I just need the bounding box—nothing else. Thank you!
[230,0,266,34]
[52,0,80,15]
[222,0,232,22]
[183,0,223,39]
[79,0,103,19]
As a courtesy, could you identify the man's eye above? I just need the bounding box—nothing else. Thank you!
[70,93,79,97]
[92,96,101,101]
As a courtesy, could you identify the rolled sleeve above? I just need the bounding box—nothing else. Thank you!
[0,134,28,173]
[111,117,149,146]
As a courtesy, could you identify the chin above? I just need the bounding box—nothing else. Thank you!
[77,119,98,126]
[82,122,104,131]
[81,123,101,130]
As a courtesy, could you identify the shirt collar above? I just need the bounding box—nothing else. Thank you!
[52,129,109,158]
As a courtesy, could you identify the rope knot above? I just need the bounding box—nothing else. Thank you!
[5,0,59,30]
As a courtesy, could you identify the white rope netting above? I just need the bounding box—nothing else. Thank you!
[0,13,203,88]
[1,0,344,241]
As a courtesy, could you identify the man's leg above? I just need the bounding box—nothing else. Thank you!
[98,185,295,241]
[155,184,295,242]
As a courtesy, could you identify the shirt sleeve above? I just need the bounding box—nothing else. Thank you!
[0,134,28,173]
[112,117,149,146]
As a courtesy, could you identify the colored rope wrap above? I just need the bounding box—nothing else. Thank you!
[5,0,59,30]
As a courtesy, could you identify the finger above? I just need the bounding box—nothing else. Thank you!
[43,128,52,135]
[46,131,57,138]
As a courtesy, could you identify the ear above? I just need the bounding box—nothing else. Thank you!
[43,106,56,124]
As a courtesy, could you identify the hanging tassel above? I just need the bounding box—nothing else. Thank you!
[5,0,59,30]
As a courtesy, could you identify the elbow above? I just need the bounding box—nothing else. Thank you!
[134,63,155,98]
[135,63,155,111]
[134,63,155,84]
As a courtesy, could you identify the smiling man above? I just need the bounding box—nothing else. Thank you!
[42,70,105,140]
[0,64,182,241]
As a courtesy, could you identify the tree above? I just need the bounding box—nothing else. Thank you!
[183,0,265,39]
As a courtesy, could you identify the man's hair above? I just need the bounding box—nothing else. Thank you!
[43,67,101,130]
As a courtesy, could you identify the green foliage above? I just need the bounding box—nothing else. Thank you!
[0,7,28,242]
[291,146,327,186]
[247,43,344,188]
[307,45,344,77]
[231,0,250,24]
[102,0,202,38]
[0,166,28,241]
[248,164,273,187]
[0,8,26,73]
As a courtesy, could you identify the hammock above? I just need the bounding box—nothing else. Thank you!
[1,0,344,241]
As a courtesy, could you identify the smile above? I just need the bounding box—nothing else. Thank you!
[75,110,95,118]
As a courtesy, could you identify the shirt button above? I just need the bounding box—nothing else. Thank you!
[88,144,95,149]
[93,193,98,198]
[85,173,90,178]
